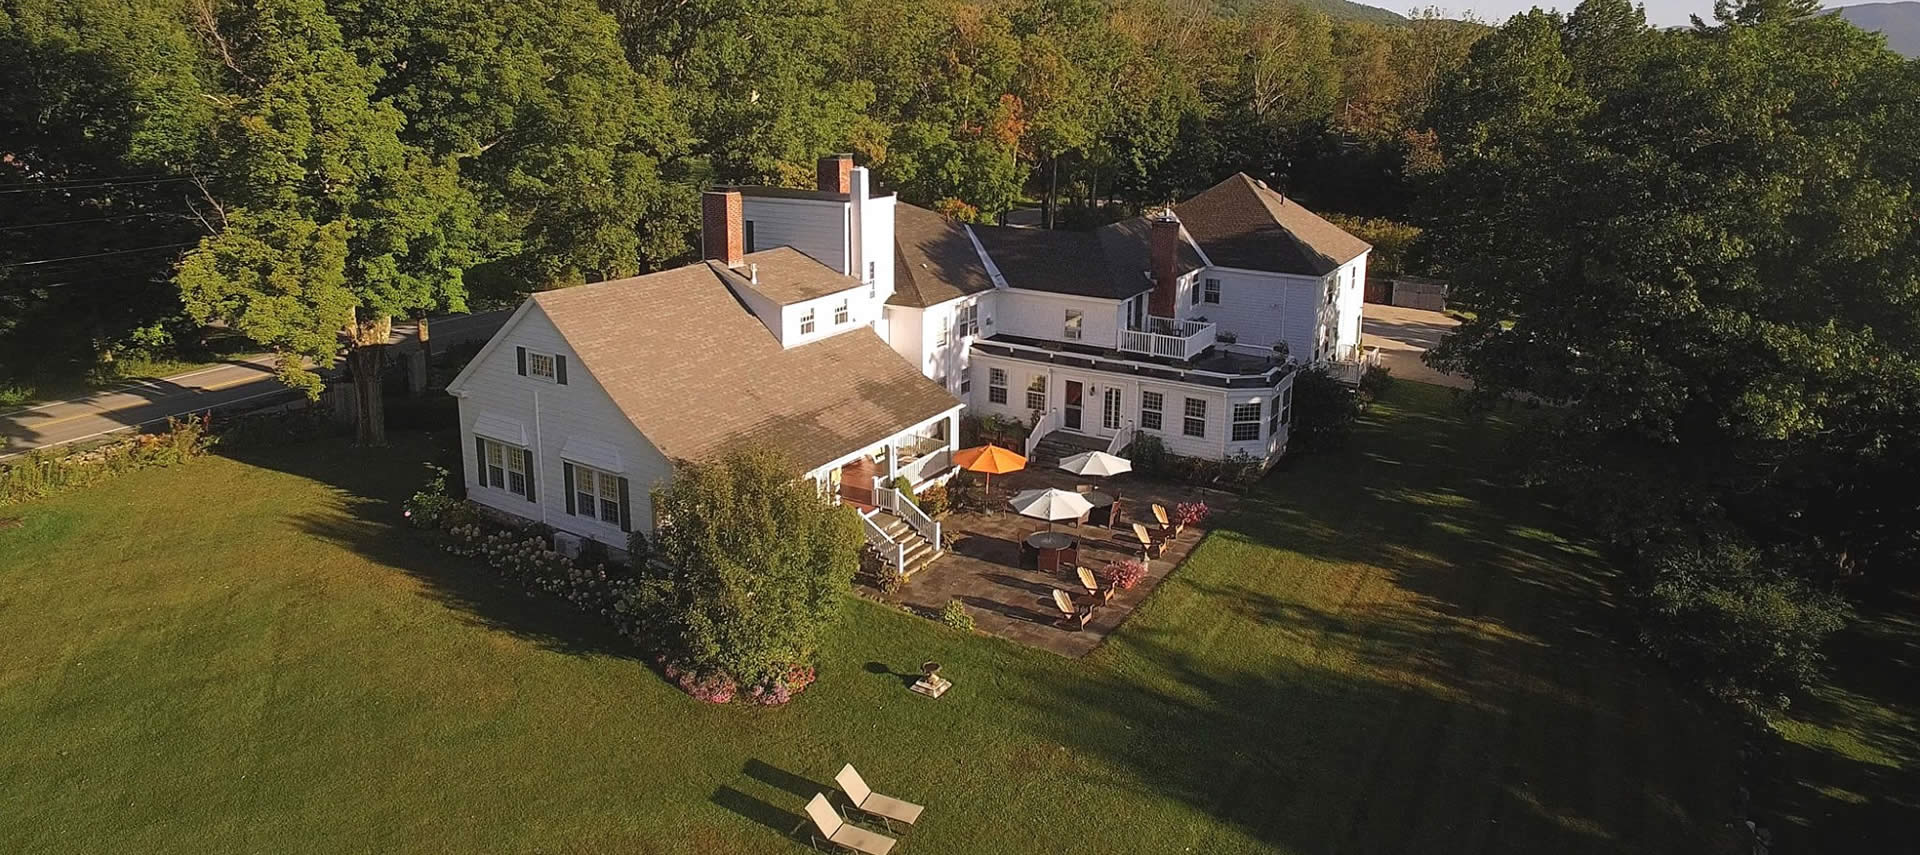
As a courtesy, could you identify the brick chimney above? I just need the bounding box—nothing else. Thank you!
[817,154,853,195]
[1149,211,1181,318]
[702,187,743,268]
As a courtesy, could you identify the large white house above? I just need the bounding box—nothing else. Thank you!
[447,155,1370,570]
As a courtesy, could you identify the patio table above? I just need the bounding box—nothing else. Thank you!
[1083,491,1117,528]
[1025,531,1078,573]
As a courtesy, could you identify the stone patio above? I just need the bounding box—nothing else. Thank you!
[879,464,1230,657]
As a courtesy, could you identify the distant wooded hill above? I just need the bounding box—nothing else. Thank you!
[1221,0,1409,25]
[1835,2,1920,56]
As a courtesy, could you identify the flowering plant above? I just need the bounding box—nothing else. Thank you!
[1099,558,1148,590]
[1173,501,1211,528]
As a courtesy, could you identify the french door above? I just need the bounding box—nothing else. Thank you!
[1102,387,1122,431]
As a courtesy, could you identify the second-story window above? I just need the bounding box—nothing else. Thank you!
[834,299,850,326]
[1204,278,1221,304]
[988,368,1008,404]
[961,302,979,337]
[1064,309,1083,341]
[800,308,817,335]
[527,352,555,381]
[1140,391,1163,431]
[1191,277,1201,305]
[1183,397,1207,438]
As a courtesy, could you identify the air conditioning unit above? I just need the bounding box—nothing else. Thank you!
[552,531,585,560]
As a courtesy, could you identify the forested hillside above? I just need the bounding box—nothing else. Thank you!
[0,0,1483,400]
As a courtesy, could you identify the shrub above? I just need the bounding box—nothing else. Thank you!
[915,483,950,517]
[403,463,457,529]
[1099,558,1148,590]
[939,599,975,632]
[868,548,906,596]
[1358,364,1394,404]
[626,529,652,565]
[1125,432,1171,476]
[1218,451,1263,490]
[439,518,640,635]
[892,475,915,498]
[1635,537,1849,717]
[629,445,864,695]
[1289,367,1362,451]
[1173,501,1211,528]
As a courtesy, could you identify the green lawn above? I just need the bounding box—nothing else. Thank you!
[0,383,1749,853]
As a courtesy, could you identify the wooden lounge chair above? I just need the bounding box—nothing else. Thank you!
[1131,522,1167,559]
[1077,566,1114,603]
[1152,502,1177,537]
[835,764,925,832]
[804,793,897,855]
[1051,588,1095,630]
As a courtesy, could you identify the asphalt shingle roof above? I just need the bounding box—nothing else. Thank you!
[1174,173,1371,276]
[889,203,995,308]
[531,261,960,471]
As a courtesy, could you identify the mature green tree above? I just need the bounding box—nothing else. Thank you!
[632,446,864,688]
[175,0,478,444]
[1424,0,1920,645]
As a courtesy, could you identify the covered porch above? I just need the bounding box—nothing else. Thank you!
[816,410,962,509]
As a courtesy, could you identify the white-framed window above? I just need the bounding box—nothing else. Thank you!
[1064,309,1083,341]
[868,261,876,298]
[1190,277,1201,305]
[1183,397,1207,438]
[1140,390,1163,431]
[937,312,950,344]
[1232,401,1262,442]
[482,437,529,497]
[960,370,971,394]
[961,301,979,337]
[1280,385,1292,426]
[570,463,623,524]
[1026,376,1047,411]
[988,367,1007,404]
[800,307,817,335]
[527,352,556,380]
[834,299,850,326]
[1204,278,1221,304]
[1269,392,1283,436]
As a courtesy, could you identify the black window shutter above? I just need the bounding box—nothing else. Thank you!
[617,477,632,532]
[554,354,567,385]
[563,463,576,515]
[515,346,527,375]
[522,448,537,502]
[474,436,486,485]
[744,221,755,253]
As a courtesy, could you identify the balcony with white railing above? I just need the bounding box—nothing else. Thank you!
[1118,316,1217,361]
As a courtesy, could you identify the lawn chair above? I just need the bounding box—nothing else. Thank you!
[1051,588,1095,630]
[1151,503,1175,537]
[834,764,925,832]
[804,793,897,855]
[1131,522,1167,559]
[1077,566,1114,604]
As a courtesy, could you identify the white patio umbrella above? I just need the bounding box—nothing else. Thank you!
[1056,450,1133,478]
[1008,487,1095,531]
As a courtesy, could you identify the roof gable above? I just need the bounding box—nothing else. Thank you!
[889,203,995,308]
[1174,173,1371,276]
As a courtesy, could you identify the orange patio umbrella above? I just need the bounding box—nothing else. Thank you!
[951,443,1027,495]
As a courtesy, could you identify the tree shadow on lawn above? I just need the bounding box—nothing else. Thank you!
[1004,600,1732,854]
[220,431,642,663]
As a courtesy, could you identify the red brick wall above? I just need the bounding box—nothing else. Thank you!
[702,189,742,267]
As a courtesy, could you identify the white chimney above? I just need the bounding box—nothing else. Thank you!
[848,166,869,279]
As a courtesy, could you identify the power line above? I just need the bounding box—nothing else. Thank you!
[0,176,199,194]
[0,212,182,231]
[0,243,194,269]
[1,171,180,188]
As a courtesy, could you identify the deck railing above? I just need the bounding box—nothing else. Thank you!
[1025,408,1060,459]
[873,480,942,558]
[1119,316,1217,360]
[859,508,907,570]
[1106,418,1135,456]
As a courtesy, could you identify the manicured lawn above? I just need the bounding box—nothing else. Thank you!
[0,383,1742,853]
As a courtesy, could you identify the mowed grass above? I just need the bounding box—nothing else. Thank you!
[0,383,1739,853]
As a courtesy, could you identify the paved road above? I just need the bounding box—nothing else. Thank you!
[1361,303,1469,389]
[0,311,510,460]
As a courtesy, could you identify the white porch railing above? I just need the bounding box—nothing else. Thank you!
[1119,316,1217,360]
[860,508,907,570]
[873,480,941,559]
[1106,418,1135,456]
[1025,408,1060,459]
[1326,344,1383,385]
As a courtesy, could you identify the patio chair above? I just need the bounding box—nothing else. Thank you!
[834,764,925,832]
[1051,588,1095,630]
[1130,522,1168,559]
[1152,503,1176,537]
[804,793,897,855]
[1077,566,1114,603]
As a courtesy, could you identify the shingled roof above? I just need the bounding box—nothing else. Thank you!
[530,262,959,471]
[889,203,995,308]
[720,246,861,305]
[1174,173,1371,276]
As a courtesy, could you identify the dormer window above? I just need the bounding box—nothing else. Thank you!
[800,308,817,335]
[834,299,850,325]
[1064,309,1083,341]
